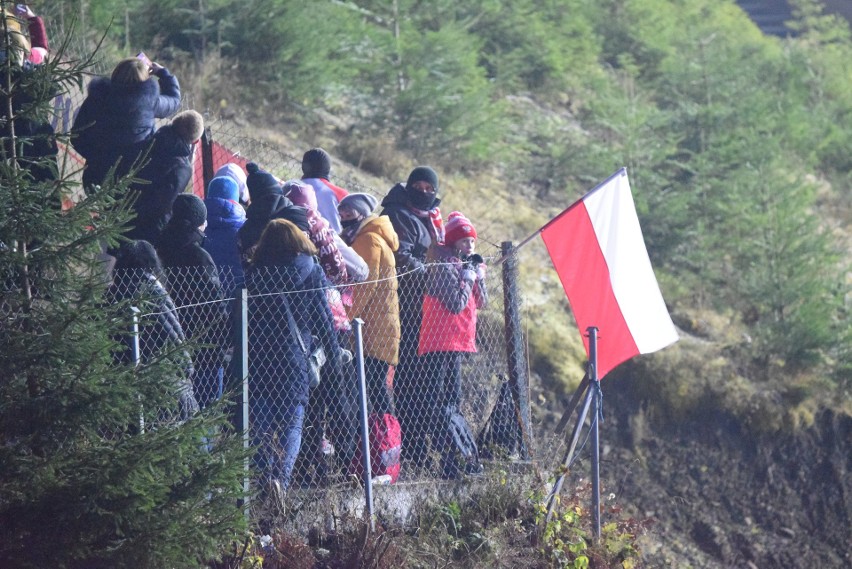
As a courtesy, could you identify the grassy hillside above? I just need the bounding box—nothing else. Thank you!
[53,0,851,424]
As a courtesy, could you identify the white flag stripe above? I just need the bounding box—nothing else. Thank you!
[584,172,679,354]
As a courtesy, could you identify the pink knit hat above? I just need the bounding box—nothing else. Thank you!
[444,211,477,245]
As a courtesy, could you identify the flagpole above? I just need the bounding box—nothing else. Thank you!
[588,326,602,540]
[493,168,627,266]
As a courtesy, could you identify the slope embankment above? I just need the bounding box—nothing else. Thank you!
[602,385,851,568]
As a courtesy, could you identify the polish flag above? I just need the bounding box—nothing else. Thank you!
[540,168,678,379]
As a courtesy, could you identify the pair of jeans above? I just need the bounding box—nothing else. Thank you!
[252,398,305,490]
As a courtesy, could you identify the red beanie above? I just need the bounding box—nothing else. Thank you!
[444,211,477,245]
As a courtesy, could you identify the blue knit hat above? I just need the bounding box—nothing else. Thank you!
[207,176,239,202]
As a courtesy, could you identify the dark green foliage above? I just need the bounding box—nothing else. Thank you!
[0,11,247,568]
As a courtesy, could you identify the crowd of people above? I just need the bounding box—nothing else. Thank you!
[3,21,492,491]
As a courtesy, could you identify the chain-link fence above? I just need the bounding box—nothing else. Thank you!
[109,245,531,503]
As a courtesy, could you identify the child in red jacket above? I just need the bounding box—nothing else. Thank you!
[417,212,487,478]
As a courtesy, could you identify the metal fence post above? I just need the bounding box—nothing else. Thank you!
[130,306,144,433]
[232,288,250,516]
[501,241,532,459]
[352,318,375,532]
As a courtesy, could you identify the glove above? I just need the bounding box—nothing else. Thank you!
[461,268,477,283]
[475,263,487,281]
[339,349,353,365]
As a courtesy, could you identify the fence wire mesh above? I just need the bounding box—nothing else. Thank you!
[110,251,522,492]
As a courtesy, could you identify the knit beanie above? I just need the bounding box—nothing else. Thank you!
[246,162,282,201]
[444,211,477,245]
[339,193,378,219]
[302,147,332,179]
[214,163,248,203]
[171,193,207,228]
[207,176,240,202]
[406,166,439,192]
[171,110,204,143]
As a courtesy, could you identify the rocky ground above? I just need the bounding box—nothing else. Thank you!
[599,384,852,568]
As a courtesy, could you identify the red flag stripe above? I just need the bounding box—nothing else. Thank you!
[541,201,639,379]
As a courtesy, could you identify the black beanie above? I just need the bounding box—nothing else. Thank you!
[302,148,332,179]
[406,166,439,192]
[171,194,207,228]
[246,162,284,201]
[246,162,283,201]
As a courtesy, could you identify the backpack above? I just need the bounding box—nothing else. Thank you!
[349,412,402,483]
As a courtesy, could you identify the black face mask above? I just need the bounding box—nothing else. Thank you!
[341,218,360,230]
[407,189,437,211]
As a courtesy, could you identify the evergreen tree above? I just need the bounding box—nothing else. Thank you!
[0,9,246,568]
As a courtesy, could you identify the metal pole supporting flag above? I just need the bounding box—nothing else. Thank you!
[545,381,593,524]
[588,326,602,540]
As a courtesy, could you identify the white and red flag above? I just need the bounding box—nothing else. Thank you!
[540,168,678,379]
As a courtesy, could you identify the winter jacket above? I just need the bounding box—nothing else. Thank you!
[245,254,341,405]
[107,271,199,418]
[203,196,247,292]
[380,183,439,276]
[348,215,401,365]
[286,182,348,285]
[335,233,368,283]
[124,125,195,244]
[302,177,348,233]
[418,245,488,355]
[156,224,227,347]
[237,194,310,261]
[72,68,181,188]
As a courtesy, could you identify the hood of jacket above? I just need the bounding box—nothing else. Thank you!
[158,223,205,252]
[205,196,246,228]
[359,214,399,252]
[380,183,408,209]
[245,193,310,232]
[285,181,318,211]
[380,182,441,212]
[251,252,317,289]
[214,163,248,201]
[150,124,193,161]
[427,242,463,263]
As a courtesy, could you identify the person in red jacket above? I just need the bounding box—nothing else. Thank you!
[417,211,487,478]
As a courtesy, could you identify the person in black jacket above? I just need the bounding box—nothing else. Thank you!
[125,110,204,245]
[380,165,444,470]
[107,240,199,422]
[237,162,310,264]
[72,57,181,190]
[156,194,228,409]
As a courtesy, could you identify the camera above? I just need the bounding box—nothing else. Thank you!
[462,253,484,270]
